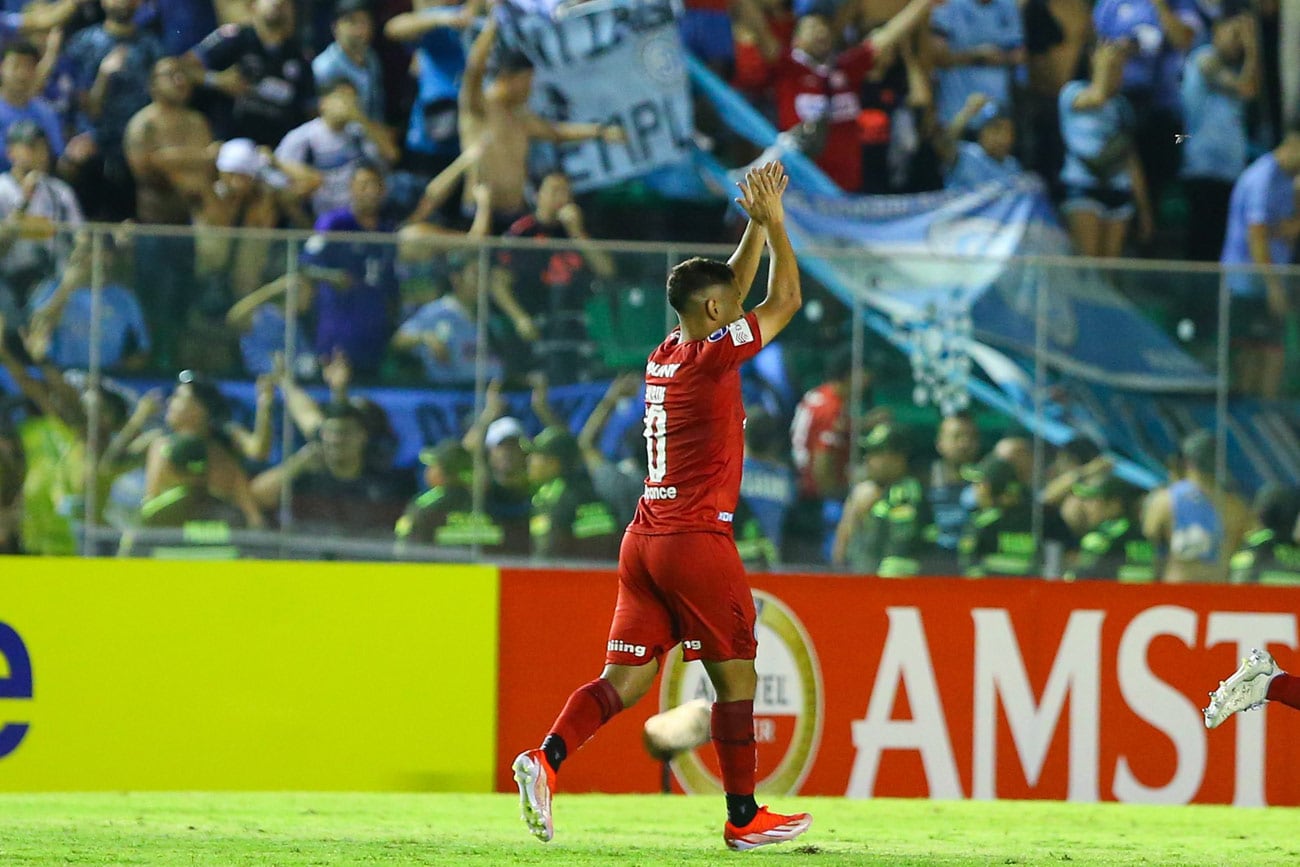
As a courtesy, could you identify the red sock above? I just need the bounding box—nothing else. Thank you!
[548,678,624,761]
[1267,673,1300,710]
[711,700,756,796]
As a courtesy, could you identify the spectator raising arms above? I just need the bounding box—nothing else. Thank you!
[930,0,1025,125]
[392,249,502,386]
[312,0,387,123]
[936,92,1023,189]
[0,42,65,174]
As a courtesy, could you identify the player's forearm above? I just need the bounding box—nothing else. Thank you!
[728,220,765,304]
[761,218,801,312]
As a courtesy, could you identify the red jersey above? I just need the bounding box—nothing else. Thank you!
[772,45,875,192]
[629,313,764,536]
[790,382,848,499]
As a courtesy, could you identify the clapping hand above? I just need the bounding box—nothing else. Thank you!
[734,161,788,227]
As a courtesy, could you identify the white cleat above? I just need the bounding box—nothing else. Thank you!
[1204,648,1280,730]
[512,749,555,842]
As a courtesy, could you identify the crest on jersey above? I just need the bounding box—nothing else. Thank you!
[707,327,726,342]
[728,318,755,347]
[659,590,823,795]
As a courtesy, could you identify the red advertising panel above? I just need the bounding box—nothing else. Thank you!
[497,568,1300,805]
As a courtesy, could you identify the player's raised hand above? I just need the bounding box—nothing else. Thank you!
[738,161,788,227]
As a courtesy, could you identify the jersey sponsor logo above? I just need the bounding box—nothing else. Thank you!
[728,318,755,347]
[660,591,823,796]
[642,485,678,500]
[645,384,666,404]
[707,327,726,342]
[718,511,734,523]
[608,639,648,657]
[646,361,681,378]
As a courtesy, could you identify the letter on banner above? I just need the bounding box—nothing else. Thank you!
[1113,606,1205,805]
[848,607,962,799]
[971,609,1103,801]
[0,622,32,759]
[1205,612,1298,807]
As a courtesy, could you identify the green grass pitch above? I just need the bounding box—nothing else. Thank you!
[0,792,1295,865]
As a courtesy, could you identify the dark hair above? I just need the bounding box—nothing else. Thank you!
[825,345,854,381]
[1059,436,1102,466]
[1254,485,1300,537]
[351,159,386,183]
[322,400,366,425]
[666,257,734,314]
[317,76,359,98]
[944,409,977,426]
[745,411,786,458]
[176,370,229,428]
[3,41,40,63]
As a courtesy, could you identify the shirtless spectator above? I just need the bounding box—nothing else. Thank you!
[184,0,316,146]
[64,0,164,220]
[274,78,396,220]
[458,16,626,232]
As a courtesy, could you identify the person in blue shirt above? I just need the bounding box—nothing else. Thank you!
[1219,123,1300,398]
[1181,7,1258,263]
[312,0,386,123]
[739,410,795,563]
[938,92,1024,189]
[0,42,65,174]
[26,235,150,371]
[1092,0,1202,208]
[930,0,1025,125]
[225,271,317,379]
[384,1,476,177]
[299,162,400,378]
[391,251,503,385]
[1058,42,1153,257]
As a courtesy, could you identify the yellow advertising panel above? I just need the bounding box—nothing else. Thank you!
[0,557,498,792]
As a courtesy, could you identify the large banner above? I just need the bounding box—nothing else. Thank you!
[495,0,693,191]
[0,558,499,791]
[497,568,1300,806]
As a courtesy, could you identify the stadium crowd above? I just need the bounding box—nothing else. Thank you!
[0,0,1297,579]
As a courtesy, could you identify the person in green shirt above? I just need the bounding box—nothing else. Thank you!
[395,439,503,549]
[959,454,1038,577]
[1066,472,1156,582]
[526,425,620,561]
[1231,485,1300,586]
[122,434,244,559]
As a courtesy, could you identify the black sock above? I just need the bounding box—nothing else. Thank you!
[541,733,567,773]
[726,793,758,827]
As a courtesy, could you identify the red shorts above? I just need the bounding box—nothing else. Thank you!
[605,530,757,667]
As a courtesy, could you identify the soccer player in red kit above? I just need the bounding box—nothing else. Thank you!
[512,162,809,851]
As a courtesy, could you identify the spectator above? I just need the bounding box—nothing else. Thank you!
[525,425,620,561]
[134,433,245,532]
[790,346,868,504]
[384,0,474,175]
[64,0,164,220]
[393,250,502,386]
[937,93,1023,189]
[398,144,492,249]
[274,78,397,219]
[1058,42,1153,257]
[1230,485,1300,585]
[680,0,779,79]
[494,171,617,382]
[299,162,400,378]
[857,26,935,195]
[1065,472,1155,581]
[1219,123,1300,398]
[740,409,796,563]
[396,439,504,548]
[1141,429,1251,583]
[571,372,645,527]
[462,380,532,555]
[312,0,386,123]
[26,234,150,371]
[144,369,264,528]
[148,0,218,56]
[1040,435,1108,537]
[831,424,936,576]
[731,0,795,105]
[224,272,316,378]
[1180,7,1258,263]
[252,400,412,537]
[1092,0,1202,209]
[0,120,82,310]
[185,0,316,146]
[1022,0,1092,190]
[771,1,932,192]
[0,0,83,41]
[0,41,66,174]
[0,412,22,553]
[930,0,1025,126]
[458,16,626,232]
[927,410,979,554]
[959,453,1038,577]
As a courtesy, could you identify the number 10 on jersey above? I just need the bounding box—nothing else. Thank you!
[645,385,668,483]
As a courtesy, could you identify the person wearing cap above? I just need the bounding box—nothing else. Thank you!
[313,0,386,123]
[0,41,64,175]
[392,250,502,385]
[1141,429,1251,583]
[937,92,1024,189]
[461,381,532,555]
[125,433,245,559]
[1041,436,1109,538]
[958,453,1038,577]
[930,0,1025,126]
[527,425,620,561]
[0,118,82,306]
[832,423,935,576]
[396,439,503,549]
[183,0,316,146]
[1065,472,1155,582]
[1230,485,1300,586]
[274,77,397,220]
